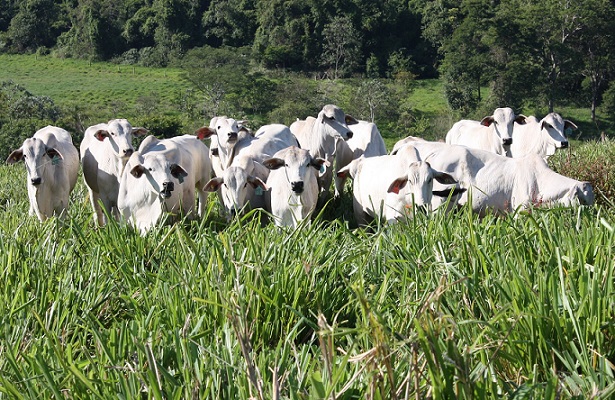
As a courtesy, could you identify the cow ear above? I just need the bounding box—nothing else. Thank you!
[6,149,24,164]
[247,176,268,191]
[94,130,110,141]
[345,115,359,125]
[480,116,495,127]
[263,157,285,170]
[132,127,149,137]
[195,127,216,140]
[564,120,578,130]
[204,177,224,192]
[131,165,146,178]
[310,157,328,170]
[433,187,466,197]
[387,176,408,194]
[515,114,528,125]
[434,171,457,185]
[170,164,188,180]
[46,147,62,160]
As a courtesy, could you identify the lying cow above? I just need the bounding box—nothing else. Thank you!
[117,135,212,233]
[404,141,594,216]
[263,146,328,228]
[509,113,575,159]
[80,119,148,225]
[337,145,460,226]
[446,107,525,156]
[291,105,358,197]
[6,126,80,222]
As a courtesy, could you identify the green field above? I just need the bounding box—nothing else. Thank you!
[0,54,614,399]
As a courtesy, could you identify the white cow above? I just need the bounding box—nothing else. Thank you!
[290,104,358,197]
[207,116,251,178]
[6,126,79,222]
[509,113,575,159]
[263,146,328,228]
[446,107,525,156]
[405,141,594,216]
[117,135,212,233]
[80,119,148,225]
[337,145,460,226]
[203,154,269,220]
[334,120,387,197]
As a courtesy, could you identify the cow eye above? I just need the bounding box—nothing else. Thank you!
[148,168,153,171]
[329,116,335,121]
[545,123,553,129]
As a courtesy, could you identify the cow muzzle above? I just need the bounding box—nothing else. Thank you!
[227,132,238,143]
[161,181,175,198]
[346,130,353,139]
[560,141,569,149]
[502,138,513,146]
[31,177,42,186]
[123,149,134,158]
[291,181,304,194]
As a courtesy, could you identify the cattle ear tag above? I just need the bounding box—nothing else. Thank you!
[52,155,61,165]
[255,187,264,196]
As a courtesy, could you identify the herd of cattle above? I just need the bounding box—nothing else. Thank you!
[5,105,594,233]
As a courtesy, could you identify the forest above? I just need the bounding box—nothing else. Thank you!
[0,0,614,121]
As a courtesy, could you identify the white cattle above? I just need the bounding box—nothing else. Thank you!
[6,126,79,222]
[207,116,251,177]
[196,121,297,169]
[405,141,594,216]
[80,119,148,225]
[337,145,460,226]
[446,107,525,156]
[263,146,328,228]
[117,135,212,233]
[203,154,269,220]
[290,104,358,197]
[509,113,575,159]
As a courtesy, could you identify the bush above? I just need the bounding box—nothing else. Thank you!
[549,141,615,206]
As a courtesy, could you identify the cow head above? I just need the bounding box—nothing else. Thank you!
[386,161,459,220]
[317,104,358,140]
[129,152,187,200]
[204,165,267,220]
[480,107,524,147]
[540,113,575,154]
[93,119,148,160]
[264,147,328,194]
[6,137,63,186]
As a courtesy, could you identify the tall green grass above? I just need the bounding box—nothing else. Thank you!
[0,162,614,399]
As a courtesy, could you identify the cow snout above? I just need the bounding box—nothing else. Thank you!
[228,132,238,142]
[346,130,353,139]
[31,177,42,186]
[291,181,304,194]
[161,181,175,198]
[560,141,569,149]
[123,148,134,157]
[502,138,513,146]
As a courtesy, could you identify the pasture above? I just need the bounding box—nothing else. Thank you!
[0,151,614,398]
[0,54,614,398]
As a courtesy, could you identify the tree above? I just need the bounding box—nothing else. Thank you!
[320,15,362,79]
[6,0,60,52]
[202,0,256,47]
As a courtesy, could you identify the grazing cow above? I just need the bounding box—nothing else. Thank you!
[446,107,525,156]
[509,113,576,159]
[263,146,328,228]
[80,119,148,225]
[404,141,594,216]
[290,105,358,197]
[337,145,460,226]
[6,126,79,222]
[117,135,212,233]
[203,154,269,220]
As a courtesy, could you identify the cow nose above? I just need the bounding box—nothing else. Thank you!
[561,141,569,149]
[346,130,353,139]
[162,181,175,192]
[291,181,304,193]
[31,177,42,186]
[228,132,238,142]
[124,149,134,157]
[502,138,513,146]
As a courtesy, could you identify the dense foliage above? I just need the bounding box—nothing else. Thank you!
[0,0,614,119]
